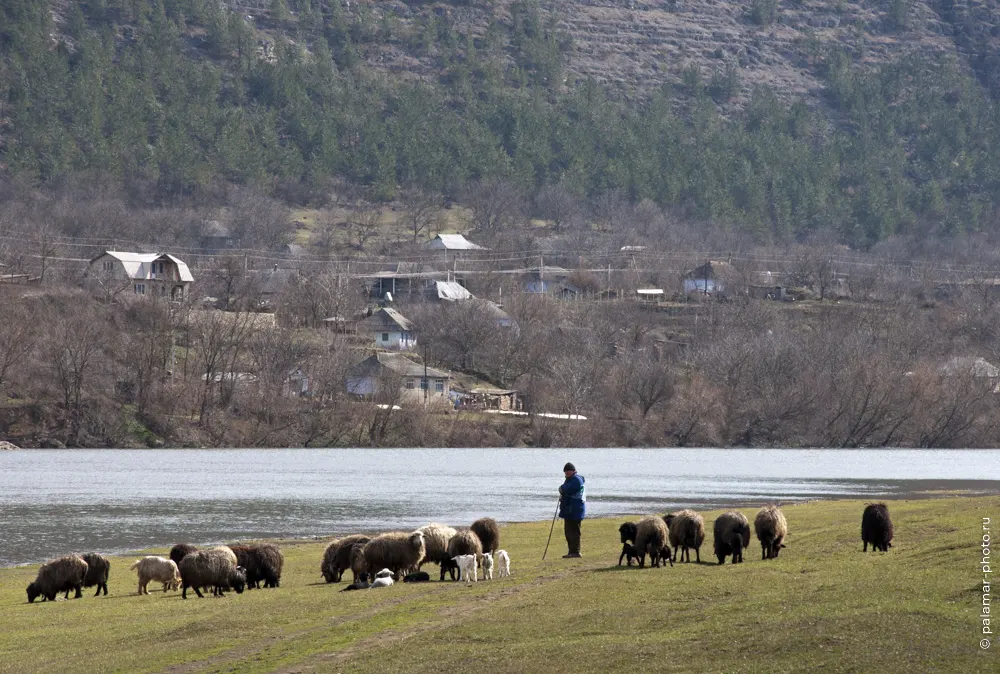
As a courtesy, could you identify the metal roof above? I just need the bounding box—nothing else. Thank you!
[431,281,474,301]
[427,234,485,250]
[93,251,194,283]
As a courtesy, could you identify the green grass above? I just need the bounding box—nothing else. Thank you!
[1,497,997,673]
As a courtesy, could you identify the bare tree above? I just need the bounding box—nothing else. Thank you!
[0,302,36,392]
[348,202,383,250]
[399,188,442,242]
[43,303,109,446]
[34,225,60,282]
[229,187,292,250]
[466,178,522,233]
[534,184,581,233]
[190,309,258,422]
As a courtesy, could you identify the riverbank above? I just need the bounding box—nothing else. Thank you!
[1,496,996,673]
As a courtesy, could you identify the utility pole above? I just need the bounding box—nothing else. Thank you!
[423,341,429,409]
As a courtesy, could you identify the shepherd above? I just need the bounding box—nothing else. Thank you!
[559,462,586,558]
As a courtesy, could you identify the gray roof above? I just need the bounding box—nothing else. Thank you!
[359,307,415,332]
[350,353,450,379]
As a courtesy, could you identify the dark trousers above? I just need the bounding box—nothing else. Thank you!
[564,518,582,554]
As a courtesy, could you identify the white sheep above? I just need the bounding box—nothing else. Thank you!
[452,554,477,583]
[482,551,494,580]
[130,556,182,595]
[370,568,395,588]
[496,550,511,578]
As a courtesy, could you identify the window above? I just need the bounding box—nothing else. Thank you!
[420,379,428,390]
[103,260,114,272]
[381,333,389,342]
[405,380,415,390]
[134,284,146,295]
[435,380,444,393]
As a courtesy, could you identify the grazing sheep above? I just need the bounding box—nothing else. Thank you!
[342,572,370,591]
[320,535,372,583]
[178,549,247,599]
[27,556,89,603]
[470,518,501,560]
[618,522,639,566]
[131,556,181,595]
[496,550,511,578]
[482,552,494,580]
[714,512,752,565]
[417,523,459,575]
[169,543,198,567]
[230,544,284,589]
[80,553,110,597]
[862,503,894,552]
[754,505,788,560]
[445,530,483,580]
[362,531,426,580]
[211,546,238,567]
[453,554,478,583]
[403,571,431,583]
[665,510,706,563]
[634,516,672,568]
[370,568,395,588]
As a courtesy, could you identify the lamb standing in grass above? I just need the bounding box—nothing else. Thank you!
[482,551,494,580]
[754,505,788,560]
[446,530,483,580]
[618,522,639,566]
[453,554,478,583]
[496,550,511,578]
[131,556,182,595]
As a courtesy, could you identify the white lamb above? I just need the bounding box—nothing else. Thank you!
[482,551,494,580]
[370,568,394,588]
[496,549,511,578]
[130,556,182,595]
[452,554,478,583]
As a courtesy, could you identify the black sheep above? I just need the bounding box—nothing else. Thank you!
[861,503,894,552]
[439,557,459,581]
[403,571,431,583]
[169,543,198,567]
[342,572,370,591]
[618,522,639,566]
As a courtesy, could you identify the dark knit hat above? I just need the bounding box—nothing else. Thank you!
[563,462,576,472]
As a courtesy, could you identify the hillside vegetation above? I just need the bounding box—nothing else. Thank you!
[0,497,995,673]
[4,0,1000,246]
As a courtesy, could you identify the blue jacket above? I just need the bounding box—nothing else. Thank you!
[559,473,586,520]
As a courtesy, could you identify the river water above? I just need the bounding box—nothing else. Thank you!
[1,448,998,567]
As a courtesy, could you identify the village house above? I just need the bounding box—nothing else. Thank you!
[88,251,194,300]
[683,260,734,296]
[358,307,417,350]
[346,352,451,402]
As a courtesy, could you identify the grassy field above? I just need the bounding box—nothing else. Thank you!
[1,496,997,673]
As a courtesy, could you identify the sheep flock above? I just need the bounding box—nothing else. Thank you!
[21,503,894,605]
